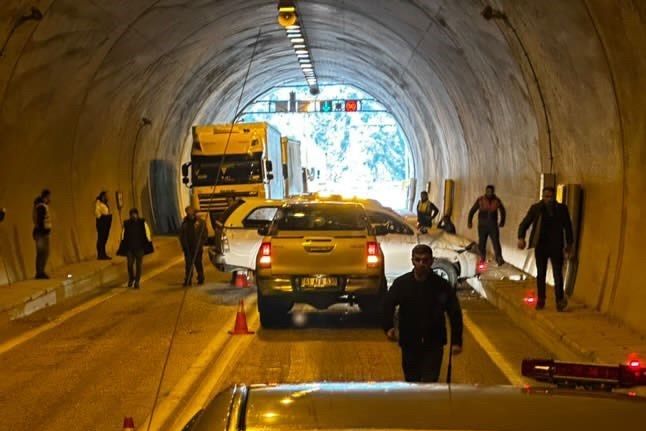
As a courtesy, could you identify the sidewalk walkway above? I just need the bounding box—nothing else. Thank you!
[468,263,646,372]
[0,237,182,323]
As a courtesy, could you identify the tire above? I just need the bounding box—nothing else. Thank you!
[257,291,292,328]
[432,259,458,287]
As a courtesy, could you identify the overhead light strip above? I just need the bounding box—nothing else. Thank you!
[277,1,318,92]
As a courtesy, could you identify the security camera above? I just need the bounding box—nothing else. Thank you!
[309,87,320,96]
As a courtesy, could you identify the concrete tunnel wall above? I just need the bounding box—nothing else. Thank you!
[0,1,644,332]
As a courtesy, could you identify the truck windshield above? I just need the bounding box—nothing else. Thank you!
[192,154,262,186]
[274,204,368,231]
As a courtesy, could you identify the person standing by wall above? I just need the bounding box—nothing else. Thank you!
[383,244,463,382]
[179,205,208,286]
[416,191,439,231]
[95,191,113,260]
[32,189,52,279]
[517,187,574,311]
[467,185,506,265]
[117,208,153,289]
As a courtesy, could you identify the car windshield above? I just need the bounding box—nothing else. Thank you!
[192,154,262,186]
[274,204,368,231]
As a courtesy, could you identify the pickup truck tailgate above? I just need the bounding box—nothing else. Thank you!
[270,232,368,275]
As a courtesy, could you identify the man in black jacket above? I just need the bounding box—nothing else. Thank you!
[517,187,574,311]
[383,244,463,382]
[117,209,154,288]
[179,206,208,286]
[32,189,52,279]
[468,185,506,265]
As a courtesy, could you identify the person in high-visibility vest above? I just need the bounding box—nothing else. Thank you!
[467,185,506,265]
[416,191,439,230]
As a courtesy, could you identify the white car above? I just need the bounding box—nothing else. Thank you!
[210,197,479,287]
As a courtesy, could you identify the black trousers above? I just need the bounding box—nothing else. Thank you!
[183,248,204,282]
[535,247,565,303]
[401,344,444,383]
[96,217,111,258]
[127,250,144,284]
[478,223,503,263]
[35,235,50,276]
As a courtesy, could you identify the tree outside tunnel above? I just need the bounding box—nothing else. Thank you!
[237,84,414,210]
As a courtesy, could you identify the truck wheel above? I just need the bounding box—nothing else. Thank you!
[257,292,292,328]
[432,259,458,287]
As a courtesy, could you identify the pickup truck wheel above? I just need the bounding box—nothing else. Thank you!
[432,259,458,287]
[257,292,292,328]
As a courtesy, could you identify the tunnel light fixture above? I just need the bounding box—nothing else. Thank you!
[278,1,318,94]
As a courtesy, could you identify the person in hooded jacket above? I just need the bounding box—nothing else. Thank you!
[467,185,506,265]
[117,208,153,288]
[518,187,574,311]
[179,205,208,286]
[95,191,113,260]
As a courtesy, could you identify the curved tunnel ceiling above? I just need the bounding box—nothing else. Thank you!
[0,1,645,330]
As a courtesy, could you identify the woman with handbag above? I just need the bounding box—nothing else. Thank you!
[117,208,154,288]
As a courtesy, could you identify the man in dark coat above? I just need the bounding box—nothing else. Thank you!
[383,244,463,383]
[468,185,506,265]
[117,208,153,289]
[179,205,208,286]
[33,189,52,279]
[517,187,574,311]
[95,191,113,260]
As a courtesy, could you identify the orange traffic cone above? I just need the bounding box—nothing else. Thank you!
[229,300,254,335]
[123,417,135,431]
[234,271,249,288]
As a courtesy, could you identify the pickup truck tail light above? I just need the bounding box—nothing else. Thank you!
[258,242,272,269]
[367,241,380,268]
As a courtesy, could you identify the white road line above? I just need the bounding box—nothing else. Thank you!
[139,297,258,431]
[462,310,529,387]
[0,256,184,356]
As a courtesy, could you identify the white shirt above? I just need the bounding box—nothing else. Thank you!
[95,200,110,218]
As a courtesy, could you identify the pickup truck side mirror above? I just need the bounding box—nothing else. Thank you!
[374,225,389,236]
[257,226,270,236]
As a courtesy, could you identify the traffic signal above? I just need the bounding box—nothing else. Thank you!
[345,100,358,112]
[320,100,332,112]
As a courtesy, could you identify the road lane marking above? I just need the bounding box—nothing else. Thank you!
[139,296,257,431]
[0,256,184,356]
[462,310,529,387]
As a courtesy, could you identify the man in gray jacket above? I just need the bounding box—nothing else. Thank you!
[518,187,574,311]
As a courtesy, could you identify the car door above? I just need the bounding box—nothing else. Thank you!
[226,206,280,270]
[367,211,418,283]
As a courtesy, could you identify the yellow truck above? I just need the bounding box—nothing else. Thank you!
[181,122,286,240]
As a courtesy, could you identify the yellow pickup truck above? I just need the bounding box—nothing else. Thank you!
[255,201,387,327]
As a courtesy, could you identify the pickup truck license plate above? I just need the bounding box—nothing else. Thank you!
[301,276,337,288]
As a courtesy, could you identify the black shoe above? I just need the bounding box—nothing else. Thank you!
[133,283,140,289]
[535,301,545,311]
[127,280,134,288]
[183,280,192,287]
[197,278,204,285]
[556,299,568,312]
[35,273,50,280]
[98,256,112,260]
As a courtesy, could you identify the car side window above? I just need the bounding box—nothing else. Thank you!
[242,207,279,229]
[368,211,413,235]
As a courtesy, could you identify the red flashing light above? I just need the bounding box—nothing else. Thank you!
[345,99,358,112]
[367,241,380,267]
[258,242,272,268]
[629,360,641,369]
[476,260,488,274]
[522,358,646,388]
[524,291,537,306]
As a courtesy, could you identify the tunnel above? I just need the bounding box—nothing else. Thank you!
[0,0,644,332]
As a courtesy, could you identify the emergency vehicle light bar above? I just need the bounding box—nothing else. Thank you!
[522,358,646,388]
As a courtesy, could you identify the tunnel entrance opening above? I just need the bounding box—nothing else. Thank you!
[237,84,414,210]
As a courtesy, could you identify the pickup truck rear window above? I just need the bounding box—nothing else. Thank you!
[274,204,368,231]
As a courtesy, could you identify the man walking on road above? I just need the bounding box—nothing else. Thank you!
[517,187,574,311]
[416,191,439,231]
[179,205,208,286]
[468,185,506,265]
[33,189,52,279]
[117,208,154,289]
[383,244,463,383]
